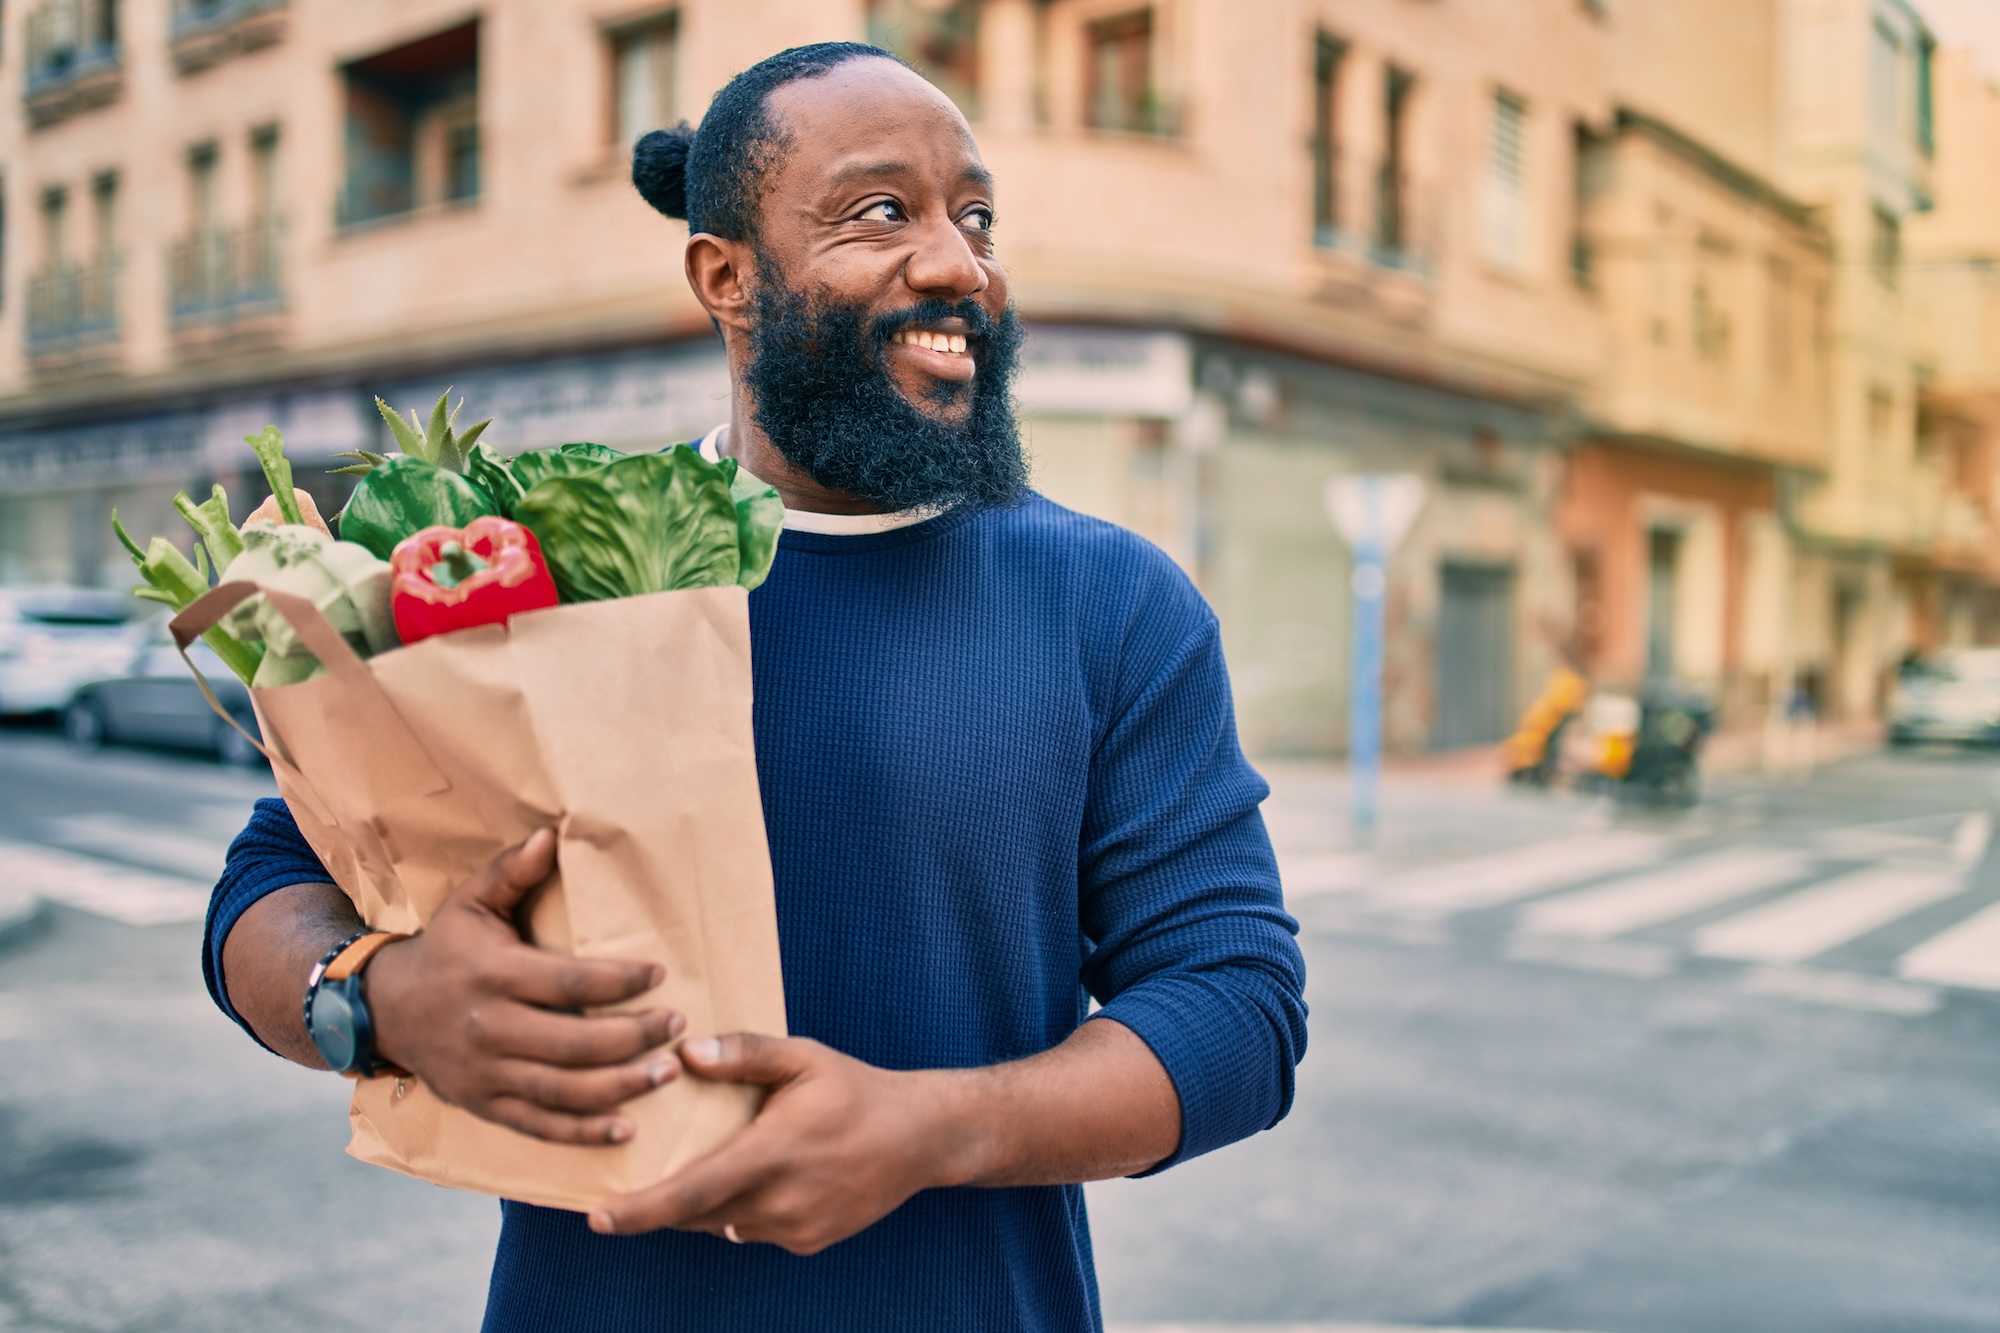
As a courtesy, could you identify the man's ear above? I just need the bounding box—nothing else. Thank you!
[685,234,756,334]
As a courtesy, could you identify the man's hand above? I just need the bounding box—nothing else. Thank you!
[365,828,685,1145]
[586,1019,1181,1253]
[586,1034,958,1253]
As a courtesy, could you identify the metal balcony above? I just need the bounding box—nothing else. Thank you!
[168,218,285,328]
[26,257,120,354]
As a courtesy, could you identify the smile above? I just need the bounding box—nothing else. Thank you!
[891,329,970,355]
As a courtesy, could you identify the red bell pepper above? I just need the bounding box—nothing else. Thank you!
[389,516,559,645]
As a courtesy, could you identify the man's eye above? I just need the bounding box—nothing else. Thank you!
[961,208,995,233]
[857,201,907,223]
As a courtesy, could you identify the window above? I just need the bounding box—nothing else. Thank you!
[90,169,115,259]
[1693,233,1731,360]
[1766,258,1793,381]
[250,123,279,223]
[1376,66,1414,257]
[868,0,978,114]
[187,141,218,234]
[1085,10,1157,134]
[1871,204,1900,289]
[340,19,479,227]
[1484,90,1527,270]
[1570,122,1609,289]
[1871,17,1903,146]
[1311,33,1345,245]
[41,185,66,264]
[611,12,678,152]
[1917,33,1936,156]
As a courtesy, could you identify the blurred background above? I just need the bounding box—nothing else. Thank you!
[2,2,2000,1331]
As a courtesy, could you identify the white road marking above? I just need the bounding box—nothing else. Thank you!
[1952,811,1994,866]
[1516,848,1814,940]
[1740,966,1942,1017]
[1693,866,1968,965]
[1896,898,2000,991]
[0,838,209,926]
[42,813,228,882]
[1363,833,1671,915]
[1505,932,1677,978]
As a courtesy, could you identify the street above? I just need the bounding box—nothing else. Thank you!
[1,727,1997,1332]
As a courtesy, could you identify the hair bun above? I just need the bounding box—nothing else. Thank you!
[632,125,696,220]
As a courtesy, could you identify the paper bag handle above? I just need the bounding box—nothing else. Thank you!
[169,582,450,801]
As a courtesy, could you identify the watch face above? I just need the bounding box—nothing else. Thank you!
[311,984,358,1072]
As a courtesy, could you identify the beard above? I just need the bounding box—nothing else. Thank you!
[740,273,1029,515]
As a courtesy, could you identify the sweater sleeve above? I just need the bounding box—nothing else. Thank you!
[1079,578,1309,1172]
[202,796,337,1041]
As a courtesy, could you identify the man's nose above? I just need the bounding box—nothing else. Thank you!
[902,216,988,301]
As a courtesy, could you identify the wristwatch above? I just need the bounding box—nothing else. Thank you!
[304,931,409,1079]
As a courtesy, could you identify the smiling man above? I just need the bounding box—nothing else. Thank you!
[205,43,1306,1332]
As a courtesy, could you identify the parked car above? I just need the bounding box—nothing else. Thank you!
[65,626,265,767]
[0,586,144,714]
[1888,648,2000,746]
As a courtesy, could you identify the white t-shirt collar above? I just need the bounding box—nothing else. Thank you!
[695,424,939,535]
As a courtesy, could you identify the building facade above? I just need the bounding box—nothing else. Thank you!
[1,0,1996,753]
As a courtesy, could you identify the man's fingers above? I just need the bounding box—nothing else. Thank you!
[590,1125,785,1234]
[499,950,666,1010]
[484,1005,684,1068]
[678,1032,814,1087]
[483,1095,637,1147]
[461,828,559,918]
[494,1053,681,1114]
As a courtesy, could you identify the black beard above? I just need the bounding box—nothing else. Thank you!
[741,276,1028,515]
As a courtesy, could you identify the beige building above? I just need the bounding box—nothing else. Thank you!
[1,0,1996,751]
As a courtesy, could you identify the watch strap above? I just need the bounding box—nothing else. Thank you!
[325,930,407,983]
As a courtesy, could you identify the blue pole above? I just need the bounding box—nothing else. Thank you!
[1349,476,1386,834]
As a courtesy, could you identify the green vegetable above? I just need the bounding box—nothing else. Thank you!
[245,426,304,527]
[219,525,397,688]
[337,456,497,561]
[173,484,244,574]
[110,510,264,685]
[514,447,748,602]
[334,390,491,478]
[465,442,526,517]
[718,457,784,592]
[508,442,625,494]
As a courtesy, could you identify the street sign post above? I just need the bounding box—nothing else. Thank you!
[1325,473,1426,834]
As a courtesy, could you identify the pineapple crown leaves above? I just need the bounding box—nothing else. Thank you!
[342,389,493,478]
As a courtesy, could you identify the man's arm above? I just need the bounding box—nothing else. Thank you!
[217,820,690,1145]
[589,1018,1178,1250]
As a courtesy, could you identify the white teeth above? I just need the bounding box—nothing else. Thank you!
[895,330,968,354]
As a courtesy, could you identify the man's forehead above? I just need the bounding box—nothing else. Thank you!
[764,60,986,189]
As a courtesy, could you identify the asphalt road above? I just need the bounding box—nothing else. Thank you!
[1,723,1997,1333]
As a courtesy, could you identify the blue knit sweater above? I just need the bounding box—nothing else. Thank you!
[205,495,1308,1333]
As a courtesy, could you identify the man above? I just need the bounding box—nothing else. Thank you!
[208,42,1307,1332]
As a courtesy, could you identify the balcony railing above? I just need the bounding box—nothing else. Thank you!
[169,0,289,73]
[172,0,284,37]
[25,0,118,93]
[168,218,285,327]
[27,256,120,354]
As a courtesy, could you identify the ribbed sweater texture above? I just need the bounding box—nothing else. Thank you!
[205,495,1309,1332]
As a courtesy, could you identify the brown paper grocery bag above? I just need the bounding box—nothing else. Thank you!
[173,582,788,1213]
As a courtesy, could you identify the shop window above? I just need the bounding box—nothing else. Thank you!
[610,11,677,152]
[1085,9,1160,134]
[339,19,479,228]
[868,0,978,114]
[1311,33,1345,245]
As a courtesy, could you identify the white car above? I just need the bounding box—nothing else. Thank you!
[1888,648,2000,746]
[0,587,145,715]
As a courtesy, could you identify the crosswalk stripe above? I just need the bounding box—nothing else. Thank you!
[0,838,209,926]
[1896,898,2000,991]
[1693,866,1967,965]
[1365,832,1670,914]
[1517,848,1814,940]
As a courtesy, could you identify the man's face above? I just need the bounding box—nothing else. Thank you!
[734,59,1027,512]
